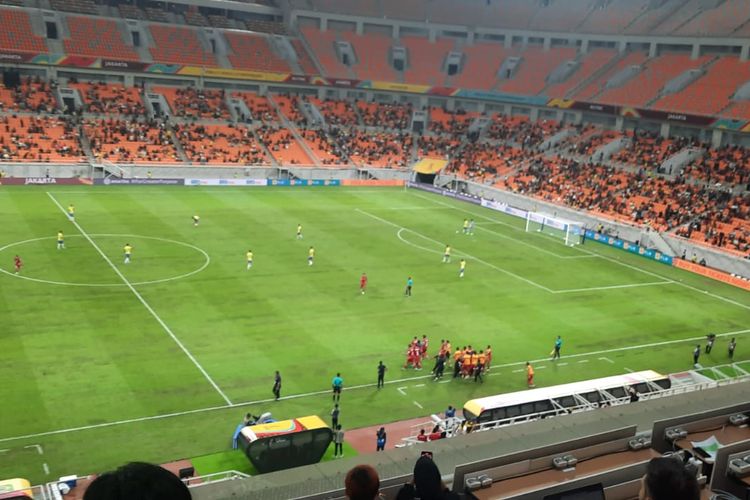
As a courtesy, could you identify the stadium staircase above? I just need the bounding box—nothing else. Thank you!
[293,29,327,77]
[165,123,190,163]
[266,93,322,166]
[564,51,627,100]
[249,125,280,167]
[645,56,719,108]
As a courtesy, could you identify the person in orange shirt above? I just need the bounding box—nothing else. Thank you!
[485,345,492,370]
[453,347,464,378]
[462,351,472,378]
[475,350,486,383]
[526,362,535,388]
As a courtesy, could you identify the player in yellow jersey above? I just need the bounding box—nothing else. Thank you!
[443,244,451,263]
[461,218,469,234]
[297,224,303,240]
[459,259,466,278]
[57,230,65,250]
[123,243,133,264]
[192,214,200,227]
[308,246,315,266]
[67,204,75,221]
[246,250,253,270]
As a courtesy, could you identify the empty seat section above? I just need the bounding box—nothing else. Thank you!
[401,36,453,86]
[653,57,750,117]
[0,8,47,53]
[149,25,216,66]
[572,51,647,101]
[310,0,380,16]
[0,115,83,162]
[64,16,139,60]
[301,27,350,78]
[291,39,319,75]
[528,0,592,32]
[674,0,750,36]
[722,101,750,121]
[225,32,290,72]
[595,54,710,107]
[451,42,508,90]
[380,0,427,20]
[545,50,618,98]
[576,0,651,34]
[339,31,396,82]
[498,47,576,95]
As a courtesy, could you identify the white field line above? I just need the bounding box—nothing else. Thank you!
[599,357,615,364]
[43,463,49,475]
[577,359,589,363]
[397,387,407,396]
[23,444,43,454]
[624,368,635,373]
[46,192,233,407]
[413,401,424,409]
[358,208,553,292]
[409,191,591,259]
[396,227,671,295]
[552,281,673,294]
[2,327,749,445]
[410,190,750,311]
[557,362,569,366]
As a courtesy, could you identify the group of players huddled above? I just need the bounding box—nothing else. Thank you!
[403,336,492,383]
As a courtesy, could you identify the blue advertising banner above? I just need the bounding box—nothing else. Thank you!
[586,230,673,265]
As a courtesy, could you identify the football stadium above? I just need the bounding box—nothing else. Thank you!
[0,0,749,498]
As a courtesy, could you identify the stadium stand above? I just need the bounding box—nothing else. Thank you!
[272,94,306,124]
[291,39,319,75]
[148,25,216,67]
[308,97,359,126]
[299,128,343,164]
[155,86,230,120]
[545,49,619,98]
[299,27,350,79]
[0,7,48,54]
[428,107,478,135]
[256,125,313,164]
[338,31,397,82]
[175,123,271,165]
[231,91,278,123]
[527,0,593,32]
[673,0,750,36]
[594,53,712,107]
[498,46,577,95]
[575,0,651,34]
[70,81,145,116]
[653,57,750,117]
[333,128,412,167]
[183,10,209,27]
[2,79,58,113]
[64,16,139,60]
[85,118,180,163]
[117,3,146,20]
[611,130,690,169]
[450,41,509,90]
[357,101,412,129]
[48,0,98,15]
[572,51,648,101]
[401,36,454,86]
[224,31,291,72]
[244,19,288,35]
[144,6,168,23]
[0,115,83,162]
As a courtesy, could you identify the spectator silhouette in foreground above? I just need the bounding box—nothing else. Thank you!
[84,462,191,500]
[345,464,380,500]
[638,457,699,500]
[396,455,459,500]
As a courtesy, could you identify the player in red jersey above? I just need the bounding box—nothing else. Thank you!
[359,273,368,295]
[13,255,22,274]
[421,334,429,359]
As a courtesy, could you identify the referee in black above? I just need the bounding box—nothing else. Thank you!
[377,361,386,389]
[273,370,282,400]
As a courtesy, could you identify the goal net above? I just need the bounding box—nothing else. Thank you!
[525,211,584,246]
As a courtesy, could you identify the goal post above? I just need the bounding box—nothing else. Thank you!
[525,211,584,247]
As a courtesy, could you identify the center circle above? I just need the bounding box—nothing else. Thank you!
[0,234,210,287]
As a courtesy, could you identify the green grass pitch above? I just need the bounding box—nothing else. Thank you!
[0,185,748,483]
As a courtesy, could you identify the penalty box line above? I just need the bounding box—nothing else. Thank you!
[2,327,749,445]
[45,192,233,407]
[410,191,750,311]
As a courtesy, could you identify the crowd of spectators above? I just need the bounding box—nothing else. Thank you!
[85,118,179,163]
[358,101,412,129]
[175,123,270,165]
[611,130,696,170]
[72,81,146,116]
[330,128,413,168]
[0,77,58,113]
[158,86,231,120]
[0,115,83,162]
[683,144,750,186]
